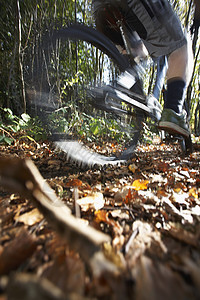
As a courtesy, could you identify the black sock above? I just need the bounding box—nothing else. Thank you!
[165,79,186,114]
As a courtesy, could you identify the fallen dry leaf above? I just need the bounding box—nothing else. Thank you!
[77,192,104,211]
[94,210,123,240]
[0,131,200,300]
[41,251,85,295]
[157,162,170,172]
[128,163,138,173]
[15,208,44,226]
[131,179,149,191]
[167,224,199,248]
[189,188,198,199]
[65,179,82,187]
[0,229,37,275]
[102,242,125,269]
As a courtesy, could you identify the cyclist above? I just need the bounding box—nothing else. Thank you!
[92,0,194,138]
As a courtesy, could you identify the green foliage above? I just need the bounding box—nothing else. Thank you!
[0,0,200,140]
[0,108,30,131]
[0,108,47,144]
[25,117,48,141]
[141,119,160,144]
[49,105,132,145]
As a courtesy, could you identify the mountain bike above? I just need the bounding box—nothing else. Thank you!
[27,7,193,167]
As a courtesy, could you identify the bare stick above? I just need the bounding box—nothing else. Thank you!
[0,157,113,274]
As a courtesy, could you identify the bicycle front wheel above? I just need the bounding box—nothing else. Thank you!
[28,24,145,167]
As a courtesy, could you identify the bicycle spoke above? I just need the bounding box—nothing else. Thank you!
[27,25,145,167]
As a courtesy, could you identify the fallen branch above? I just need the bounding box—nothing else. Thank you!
[0,157,115,275]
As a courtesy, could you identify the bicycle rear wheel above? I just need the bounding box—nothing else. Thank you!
[28,24,145,167]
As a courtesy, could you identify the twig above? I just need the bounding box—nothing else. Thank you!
[73,186,81,218]
[0,127,16,142]
[123,227,139,255]
[0,157,117,276]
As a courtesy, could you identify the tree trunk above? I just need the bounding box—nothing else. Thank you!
[17,0,26,113]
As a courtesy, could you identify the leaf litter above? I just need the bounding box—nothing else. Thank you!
[0,137,200,299]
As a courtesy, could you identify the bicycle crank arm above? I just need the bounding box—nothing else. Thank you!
[114,90,151,113]
[89,85,150,115]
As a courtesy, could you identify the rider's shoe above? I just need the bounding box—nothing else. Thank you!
[158,108,190,138]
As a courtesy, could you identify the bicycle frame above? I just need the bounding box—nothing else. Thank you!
[43,22,192,168]
[91,7,163,121]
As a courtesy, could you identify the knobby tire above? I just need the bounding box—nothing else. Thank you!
[28,24,146,167]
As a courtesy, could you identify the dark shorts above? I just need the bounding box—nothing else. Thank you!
[126,0,187,57]
[93,0,187,58]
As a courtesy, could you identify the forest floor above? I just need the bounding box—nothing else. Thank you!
[0,134,200,300]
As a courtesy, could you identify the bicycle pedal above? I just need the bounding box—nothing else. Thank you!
[117,70,137,89]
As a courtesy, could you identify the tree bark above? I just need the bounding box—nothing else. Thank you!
[17,0,26,113]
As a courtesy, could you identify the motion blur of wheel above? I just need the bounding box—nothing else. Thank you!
[27,24,145,167]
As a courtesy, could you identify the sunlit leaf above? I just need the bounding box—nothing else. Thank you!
[94,210,108,223]
[95,209,122,228]
[103,242,125,268]
[77,192,104,211]
[21,113,31,123]
[131,179,149,191]
[90,124,99,135]
[189,188,198,199]
[15,208,44,226]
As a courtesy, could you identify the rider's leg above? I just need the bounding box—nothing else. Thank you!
[152,56,168,100]
[167,41,193,84]
[158,37,194,137]
[126,0,194,136]
[164,38,194,114]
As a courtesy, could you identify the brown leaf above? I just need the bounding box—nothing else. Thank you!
[125,188,134,204]
[42,252,85,295]
[47,160,61,166]
[65,179,82,187]
[0,229,37,275]
[156,188,168,198]
[128,163,138,173]
[167,225,199,248]
[94,210,123,241]
[157,162,170,172]
[94,210,109,224]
